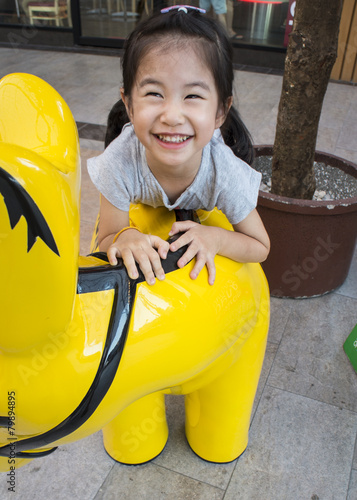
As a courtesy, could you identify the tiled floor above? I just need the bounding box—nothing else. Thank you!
[0,48,357,500]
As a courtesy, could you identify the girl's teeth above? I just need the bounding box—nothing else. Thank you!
[157,135,189,143]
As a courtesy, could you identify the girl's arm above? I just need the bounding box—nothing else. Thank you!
[98,195,169,285]
[168,209,270,285]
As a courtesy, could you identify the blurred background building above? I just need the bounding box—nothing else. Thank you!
[0,0,356,81]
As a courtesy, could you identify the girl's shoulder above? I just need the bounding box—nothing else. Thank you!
[207,132,261,194]
[99,123,143,165]
[209,131,252,172]
[88,123,144,180]
[108,122,137,150]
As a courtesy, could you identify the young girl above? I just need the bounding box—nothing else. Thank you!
[88,5,270,286]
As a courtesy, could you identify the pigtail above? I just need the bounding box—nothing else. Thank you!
[220,106,254,166]
[104,99,130,148]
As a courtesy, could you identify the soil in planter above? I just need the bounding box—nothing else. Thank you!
[254,156,357,200]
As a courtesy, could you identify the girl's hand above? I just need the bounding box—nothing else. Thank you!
[107,229,170,285]
[168,209,270,286]
[169,221,221,285]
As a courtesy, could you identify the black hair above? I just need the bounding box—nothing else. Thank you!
[104,99,127,149]
[105,8,254,164]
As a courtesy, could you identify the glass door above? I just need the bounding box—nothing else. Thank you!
[76,0,170,44]
[73,0,292,49]
[0,0,72,27]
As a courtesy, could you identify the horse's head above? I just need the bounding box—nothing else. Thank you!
[0,73,80,351]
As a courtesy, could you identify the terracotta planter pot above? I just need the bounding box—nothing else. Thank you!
[254,146,357,298]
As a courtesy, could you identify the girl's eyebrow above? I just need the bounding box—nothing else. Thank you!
[187,81,211,91]
[138,78,161,88]
[138,78,211,92]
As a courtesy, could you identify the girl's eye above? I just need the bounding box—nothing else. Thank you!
[186,94,202,100]
[146,92,162,98]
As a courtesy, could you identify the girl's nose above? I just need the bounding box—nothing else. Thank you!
[160,101,185,126]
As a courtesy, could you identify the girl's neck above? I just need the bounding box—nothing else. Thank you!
[154,171,196,204]
[146,151,202,204]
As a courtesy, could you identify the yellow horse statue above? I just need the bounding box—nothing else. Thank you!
[0,73,269,472]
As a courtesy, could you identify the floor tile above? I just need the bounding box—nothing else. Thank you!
[348,470,357,500]
[320,82,355,130]
[234,70,271,96]
[78,123,106,142]
[0,50,122,126]
[80,148,101,254]
[336,246,357,299]
[337,120,357,152]
[0,432,114,500]
[74,87,119,125]
[346,97,357,125]
[251,123,277,147]
[224,386,357,500]
[80,220,97,255]
[252,341,278,415]
[268,294,357,412]
[268,297,294,344]
[80,148,101,222]
[79,138,104,152]
[316,125,340,154]
[94,461,224,500]
[334,147,357,164]
[320,98,354,130]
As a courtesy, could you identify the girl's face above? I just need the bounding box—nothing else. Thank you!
[121,42,228,179]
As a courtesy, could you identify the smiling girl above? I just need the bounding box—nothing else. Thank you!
[88,6,270,285]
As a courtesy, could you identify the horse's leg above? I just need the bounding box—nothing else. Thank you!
[102,391,168,464]
[185,317,268,463]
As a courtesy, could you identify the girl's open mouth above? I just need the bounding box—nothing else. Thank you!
[155,134,191,144]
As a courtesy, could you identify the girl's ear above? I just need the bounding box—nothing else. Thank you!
[120,88,133,121]
[215,96,233,128]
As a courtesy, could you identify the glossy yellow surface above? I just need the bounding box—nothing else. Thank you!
[0,73,270,471]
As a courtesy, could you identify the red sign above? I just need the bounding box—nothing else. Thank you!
[284,0,296,46]
[239,1,282,3]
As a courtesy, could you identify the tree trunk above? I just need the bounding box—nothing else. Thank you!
[271,0,343,199]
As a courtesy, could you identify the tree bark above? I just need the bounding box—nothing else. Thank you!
[271,0,343,199]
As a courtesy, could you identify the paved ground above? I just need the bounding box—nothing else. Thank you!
[0,48,356,500]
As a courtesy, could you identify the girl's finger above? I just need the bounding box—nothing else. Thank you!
[169,220,196,236]
[121,248,140,280]
[107,246,119,266]
[176,243,199,268]
[150,235,170,259]
[205,258,216,285]
[169,232,193,252]
[133,250,156,285]
[190,255,216,285]
[146,247,166,281]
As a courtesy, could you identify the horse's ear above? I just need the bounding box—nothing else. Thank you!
[0,73,79,175]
